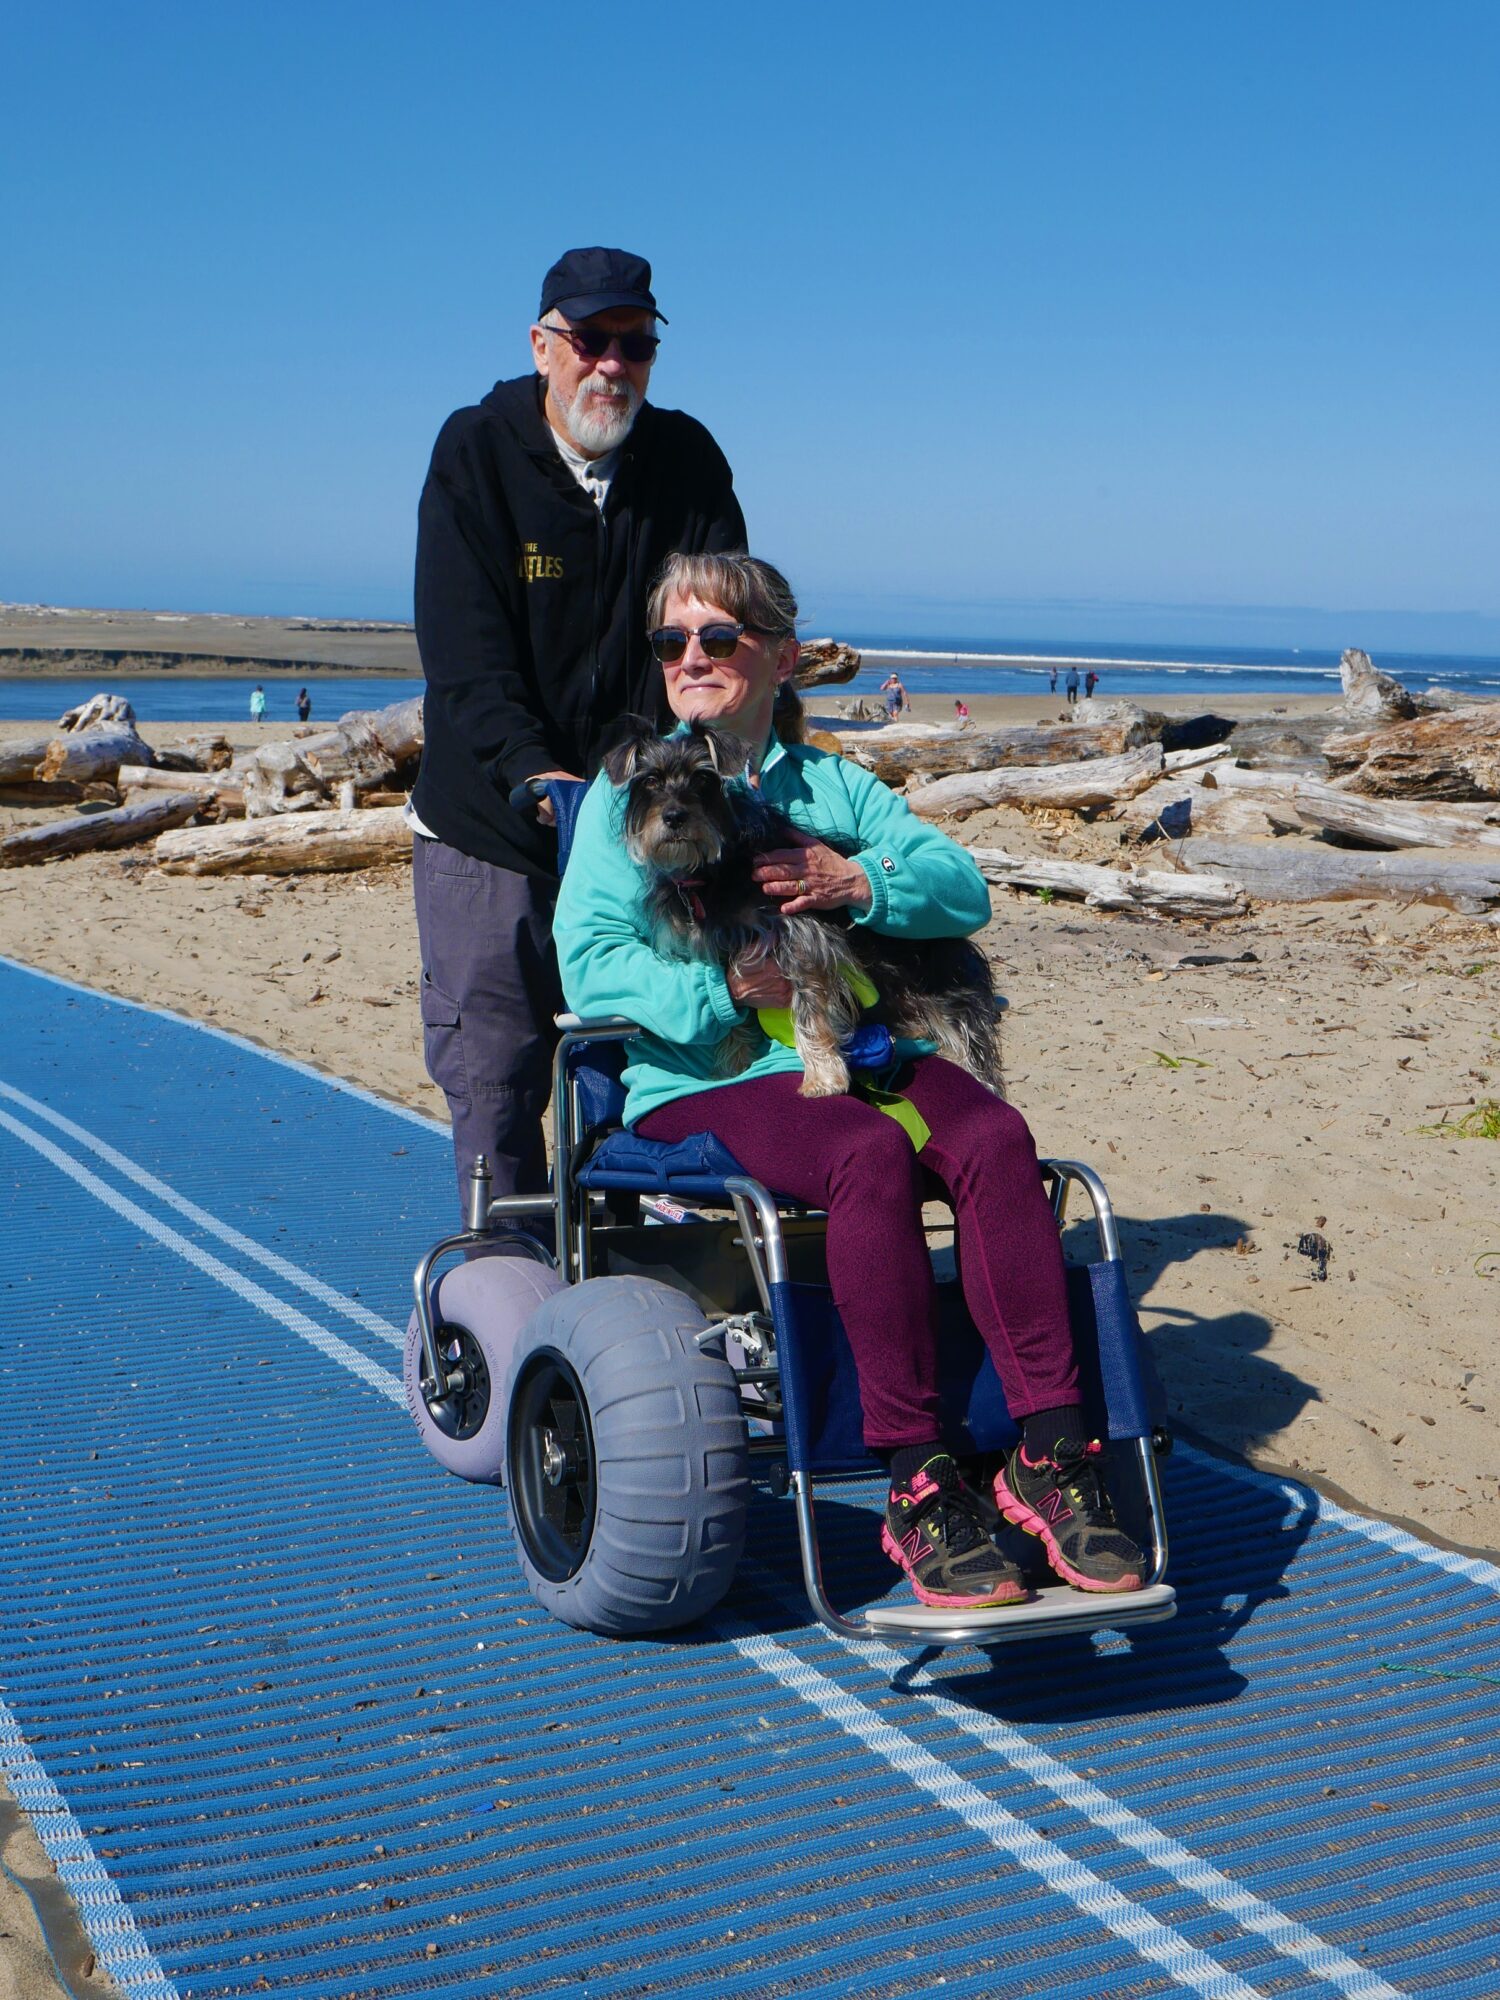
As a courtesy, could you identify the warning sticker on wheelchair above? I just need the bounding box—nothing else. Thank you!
[3,952,1500,2000]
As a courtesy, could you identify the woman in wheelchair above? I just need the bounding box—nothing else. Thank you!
[554,552,1144,1612]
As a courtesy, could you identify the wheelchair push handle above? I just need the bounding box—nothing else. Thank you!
[507,776,580,817]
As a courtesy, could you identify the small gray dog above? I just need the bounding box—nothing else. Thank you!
[604,719,1002,1098]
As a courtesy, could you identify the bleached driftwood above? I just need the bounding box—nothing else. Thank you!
[0,792,203,867]
[1174,839,1500,911]
[1114,779,1297,842]
[36,722,156,785]
[838,716,1154,787]
[118,764,245,809]
[792,640,861,689]
[1162,742,1225,773]
[908,743,1164,820]
[154,804,413,875]
[966,846,1248,918]
[1323,707,1500,802]
[0,735,55,785]
[1337,647,1418,726]
[1290,790,1500,851]
[154,734,233,773]
[234,695,423,816]
[58,692,138,732]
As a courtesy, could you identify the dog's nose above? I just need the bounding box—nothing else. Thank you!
[662,807,688,830]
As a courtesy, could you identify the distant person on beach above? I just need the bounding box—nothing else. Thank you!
[1084,669,1099,699]
[296,687,311,722]
[880,672,909,720]
[953,698,970,722]
[1048,667,1058,693]
[407,245,745,1212]
[249,684,266,721]
[1065,667,1080,707]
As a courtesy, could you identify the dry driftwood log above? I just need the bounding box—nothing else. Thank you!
[1338,647,1418,725]
[234,696,423,815]
[154,804,413,875]
[0,792,203,867]
[1115,779,1297,843]
[1323,707,1500,802]
[118,763,245,808]
[0,735,55,785]
[793,639,861,688]
[154,733,233,773]
[966,846,1248,917]
[1174,838,1500,911]
[908,743,1164,820]
[58,691,138,732]
[840,716,1154,787]
[1290,789,1500,851]
[36,722,156,785]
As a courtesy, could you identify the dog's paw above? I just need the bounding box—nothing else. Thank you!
[798,1055,851,1098]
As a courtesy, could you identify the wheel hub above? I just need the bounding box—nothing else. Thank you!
[424,1324,492,1441]
[508,1349,597,1582]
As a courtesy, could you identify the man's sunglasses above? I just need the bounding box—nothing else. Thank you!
[544,324,660,365]
[648,621,750,663]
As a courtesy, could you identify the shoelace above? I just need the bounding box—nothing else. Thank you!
[1051,1444,1117,1522]
[921,1463,990,1555]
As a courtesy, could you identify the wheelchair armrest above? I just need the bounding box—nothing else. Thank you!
[554,1014,643,1039]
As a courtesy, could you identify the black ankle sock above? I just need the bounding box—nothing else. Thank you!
[888,1441,944,1489]
[1023,1405,1089,1460]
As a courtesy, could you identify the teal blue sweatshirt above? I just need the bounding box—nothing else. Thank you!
[553,733,992,1127]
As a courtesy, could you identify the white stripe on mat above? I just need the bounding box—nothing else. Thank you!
[0,1707,182,2000]
[0,1078,406,1348]
[871,1640,1402,1999]
[726,1622,1272,2000]
[0,1107,404,1404]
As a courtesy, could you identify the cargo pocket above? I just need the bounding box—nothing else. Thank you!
[420,973,469,1104]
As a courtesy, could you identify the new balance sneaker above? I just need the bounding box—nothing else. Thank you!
[882,1454,1030,1609]
[994,1439,1144,1593]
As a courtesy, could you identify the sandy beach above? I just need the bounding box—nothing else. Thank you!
[3,689,1496,1568]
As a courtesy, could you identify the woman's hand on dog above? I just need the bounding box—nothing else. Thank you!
[727,952,794,1009]
[752,834,873,916]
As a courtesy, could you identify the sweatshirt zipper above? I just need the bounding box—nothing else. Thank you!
[588,503,606,707]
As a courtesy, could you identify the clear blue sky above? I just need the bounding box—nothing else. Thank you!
[4,1,1498,652]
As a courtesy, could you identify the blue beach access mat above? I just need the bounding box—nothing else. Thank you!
[3,950,1500,2000]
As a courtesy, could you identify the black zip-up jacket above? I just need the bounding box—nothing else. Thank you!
[411,373,746,878]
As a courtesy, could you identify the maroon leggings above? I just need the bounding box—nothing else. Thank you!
[637,1057,1080,1449]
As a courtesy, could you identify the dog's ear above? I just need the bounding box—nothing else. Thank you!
[602,715,658,787]
[694,724,754,778]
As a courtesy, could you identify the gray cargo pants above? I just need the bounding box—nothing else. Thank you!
[411,834,563,1221]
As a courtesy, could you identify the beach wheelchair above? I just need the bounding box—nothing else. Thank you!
[405,782,1176,1649]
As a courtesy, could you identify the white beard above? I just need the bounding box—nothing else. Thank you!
[565,378,641,453]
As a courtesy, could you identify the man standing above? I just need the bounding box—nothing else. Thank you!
[1064,666,1080,707]
[409,247,746,1212]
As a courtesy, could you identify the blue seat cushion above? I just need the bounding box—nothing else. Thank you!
[575,1126,749,1200]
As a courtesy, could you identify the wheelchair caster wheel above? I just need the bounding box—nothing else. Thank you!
[767,1460,791,1498]
[404,1253,566,1484]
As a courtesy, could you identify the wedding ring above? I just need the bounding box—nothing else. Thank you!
[797,877,807,895]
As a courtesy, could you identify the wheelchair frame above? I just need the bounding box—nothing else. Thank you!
[413,1016,1176,1649]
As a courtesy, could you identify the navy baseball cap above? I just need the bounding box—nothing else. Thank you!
[538,246,667,324]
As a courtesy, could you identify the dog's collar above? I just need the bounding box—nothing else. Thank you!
[672,877,708,924]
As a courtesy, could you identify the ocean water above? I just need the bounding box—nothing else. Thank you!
[0,675,421,725]
[1,642,1497,723]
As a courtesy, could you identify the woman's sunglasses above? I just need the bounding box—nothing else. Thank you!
[648,622,748,664]
[545,324,660,365]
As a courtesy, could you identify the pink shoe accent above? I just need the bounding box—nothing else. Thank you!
[879,1524,1029,1609]
[994,1448,1142,1595]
